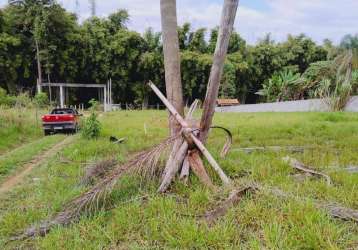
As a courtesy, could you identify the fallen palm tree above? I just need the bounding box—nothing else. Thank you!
[11,112,233,240]
[10,136,178,241]
[80,158,118,185]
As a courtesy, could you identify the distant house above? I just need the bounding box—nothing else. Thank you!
[216,99,240,107]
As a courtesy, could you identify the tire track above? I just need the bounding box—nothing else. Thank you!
[0,136,75,194]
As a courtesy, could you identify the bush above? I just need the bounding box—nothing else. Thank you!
[0,87,8,105]
[81,99,102,139]
[81,112,101,139]
[0,87,16,106]
[14,92,33,108]
[256,70,306,102]
[352,70,358,94]
[313,51,355,111]
[34,92,49,108]
[88,98,100,111]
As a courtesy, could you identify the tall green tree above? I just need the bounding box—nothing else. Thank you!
[188,28,207,53]
[281,34,327,73]
[0,10,21,93]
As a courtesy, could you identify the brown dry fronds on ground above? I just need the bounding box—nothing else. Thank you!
[80,158,118,185]
[11,135,178,241]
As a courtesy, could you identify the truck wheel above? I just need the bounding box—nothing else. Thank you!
[44,130,51,136]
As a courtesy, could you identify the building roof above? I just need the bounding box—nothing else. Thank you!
[217,99,240,106]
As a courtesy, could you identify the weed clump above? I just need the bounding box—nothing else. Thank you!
[34,92,49,108]
[81,99,101,139]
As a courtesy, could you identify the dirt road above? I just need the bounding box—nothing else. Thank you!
[0,136,74,194]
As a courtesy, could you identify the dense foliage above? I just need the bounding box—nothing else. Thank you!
[0,1,357,106]
[256,50,358,110]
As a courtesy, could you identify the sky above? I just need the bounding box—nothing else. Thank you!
[1,0,357,44]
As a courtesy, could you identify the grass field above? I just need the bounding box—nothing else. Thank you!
[0,134,65,182]
[0,110,357,249]
[0,107,48,154]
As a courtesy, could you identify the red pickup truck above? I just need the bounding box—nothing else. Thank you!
[42,108,82,135]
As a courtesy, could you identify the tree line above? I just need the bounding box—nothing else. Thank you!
[0,0,357,106]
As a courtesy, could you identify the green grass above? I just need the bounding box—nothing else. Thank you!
[0,107,49,154]
[0,135,65,181]
[0,111,357,249]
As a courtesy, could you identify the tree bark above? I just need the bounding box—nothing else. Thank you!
[160,0,184,136]
[188,150,215,189]
[149,81,230,185]
[203,186,254,224]
[179,155,190,184]
[35,38,42,87]
[199,0,239,143]
[47,73,52,103]
[158,139,188,193]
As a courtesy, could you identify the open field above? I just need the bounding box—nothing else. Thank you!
[0,135,65,182]
[0,107,48,154]
[0,110,357,249]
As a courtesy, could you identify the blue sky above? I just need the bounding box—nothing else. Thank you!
[1,0,357,44]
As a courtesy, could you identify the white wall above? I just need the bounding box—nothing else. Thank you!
[216,96,358,113]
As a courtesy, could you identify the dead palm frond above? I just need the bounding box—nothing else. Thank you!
[209,126,233,158]
[10,135,179,241]
[80,158,118,185]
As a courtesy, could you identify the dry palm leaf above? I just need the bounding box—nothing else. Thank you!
[203,185,256,225]
[10,135,179,241]
[283,156,332,185]
[80,158,118,185]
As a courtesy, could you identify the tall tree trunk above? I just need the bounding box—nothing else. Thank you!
[199,0,239,143]
[47,73,52,103]
[160,0,184,136]
[35,38,42,86]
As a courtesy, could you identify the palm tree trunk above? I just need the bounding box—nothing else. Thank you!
[47,73,52,103]
[160,0,184,136]
[35,38,42,87]
[199,0,240,143]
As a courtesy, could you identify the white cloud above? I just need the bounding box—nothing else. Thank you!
[105,0,358,44]
[1,0,357,44]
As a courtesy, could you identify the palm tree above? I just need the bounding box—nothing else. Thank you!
[160,0,184,136]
